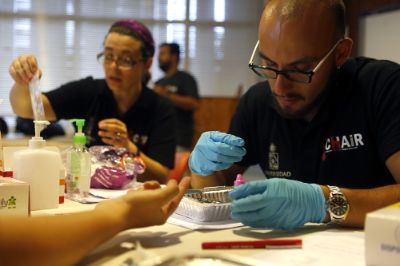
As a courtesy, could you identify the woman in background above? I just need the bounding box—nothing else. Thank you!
[9,19,176,183]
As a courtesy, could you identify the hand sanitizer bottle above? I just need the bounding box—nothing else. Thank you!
[13,120,62,211]
[65,119,91,202]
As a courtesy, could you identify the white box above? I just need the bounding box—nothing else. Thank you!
[365,202,400,266]
[0,177,29,216]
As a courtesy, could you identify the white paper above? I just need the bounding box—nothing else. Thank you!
[89,188,130,199]
[251,229,365,266]
[168,213,243,230]
[67,189,131,204]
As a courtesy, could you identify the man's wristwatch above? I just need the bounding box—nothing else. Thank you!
[326,185,350,224]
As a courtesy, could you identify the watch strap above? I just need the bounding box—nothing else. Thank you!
[327,185,349,224]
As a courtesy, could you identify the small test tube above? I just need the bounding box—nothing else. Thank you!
[234,174,245,186]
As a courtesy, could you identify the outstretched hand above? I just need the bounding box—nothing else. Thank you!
[96,176,191,229]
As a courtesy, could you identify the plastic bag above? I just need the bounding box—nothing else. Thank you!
[89,145,145,189]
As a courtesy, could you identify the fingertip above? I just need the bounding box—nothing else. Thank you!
[165,179,179,195]
[232,137,245,147]
[179,176,191,186]
[229,189,238,199]
[167,179,178,186]
[143,180,161,190]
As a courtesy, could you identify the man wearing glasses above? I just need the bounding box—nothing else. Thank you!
[189,0,400,230]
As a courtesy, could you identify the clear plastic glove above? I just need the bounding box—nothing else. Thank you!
[229,178,326,230]
[189,131,246,176]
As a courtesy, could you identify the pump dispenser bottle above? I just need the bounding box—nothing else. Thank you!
[65,119,91,201]
[13,120,62,210]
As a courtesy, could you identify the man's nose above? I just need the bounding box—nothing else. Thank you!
[273,74,293,94]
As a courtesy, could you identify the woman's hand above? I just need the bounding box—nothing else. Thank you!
[9,54,42,85]
[98,118,138,152]
[95,176,191,229]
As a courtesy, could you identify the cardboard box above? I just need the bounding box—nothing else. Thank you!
[0,177,29,216]
[365,202,400,266]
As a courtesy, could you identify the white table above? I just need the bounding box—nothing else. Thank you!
[32,200,366,266]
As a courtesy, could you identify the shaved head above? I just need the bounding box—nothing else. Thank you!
[256,0,352,121]
[263,0,346,38]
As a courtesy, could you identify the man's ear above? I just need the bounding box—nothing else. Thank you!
[336,37,353,68]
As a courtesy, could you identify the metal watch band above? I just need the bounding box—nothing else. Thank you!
[327,185,349,224]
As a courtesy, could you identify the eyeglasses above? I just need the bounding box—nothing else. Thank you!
[96,52,144,70]
[248,39,343,84]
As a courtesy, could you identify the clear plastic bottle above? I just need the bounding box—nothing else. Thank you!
[13,120,62,210]
[65,119,91,201]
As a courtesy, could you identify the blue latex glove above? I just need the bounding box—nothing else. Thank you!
[189,131,246,176]
[229,178,326,230]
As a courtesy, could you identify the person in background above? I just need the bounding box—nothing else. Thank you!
[9,19,176,183]
[154,43,200,151]
[0,177,191,266]
[189,0,400,230]
[0,117,8,134]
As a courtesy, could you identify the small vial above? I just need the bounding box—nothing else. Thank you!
[234,174,245,186]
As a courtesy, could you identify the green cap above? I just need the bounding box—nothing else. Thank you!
[71,119,86,145]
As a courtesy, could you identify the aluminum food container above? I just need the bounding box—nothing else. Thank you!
[175,197,231,222]
[184,186,233,203]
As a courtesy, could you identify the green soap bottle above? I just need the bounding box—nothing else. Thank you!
[65,119,91,201]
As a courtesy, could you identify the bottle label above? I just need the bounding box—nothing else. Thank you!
[66,151,91,199]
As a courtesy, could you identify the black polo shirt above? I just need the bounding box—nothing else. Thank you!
[229,57,400,188]
[45,77,176,168]
[156,70,199,148]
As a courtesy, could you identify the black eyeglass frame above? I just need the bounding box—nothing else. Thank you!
[248,39,343,84]
[96,52,145,70]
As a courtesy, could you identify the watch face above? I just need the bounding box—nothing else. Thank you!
[329,195,349,216]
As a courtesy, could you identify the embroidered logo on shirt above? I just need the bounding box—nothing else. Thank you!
[268,143,279,170]
[324,133,365,153]
[131,134,148,146]
[265,143,292,177]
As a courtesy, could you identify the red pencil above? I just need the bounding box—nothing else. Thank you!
[202,239,302,249]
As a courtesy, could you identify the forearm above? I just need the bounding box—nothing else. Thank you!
[126,141,168,183]
[10,83,34,118]
[0,210,123,266]
[321,184,400,228]
[168,94,199,110]
[190,164,247,188]
[137,152,169,184]
[191,172,226,188]
[10,83,57,120]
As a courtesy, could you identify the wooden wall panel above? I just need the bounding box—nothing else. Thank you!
[191,97,239,148]
[344,0,400,56]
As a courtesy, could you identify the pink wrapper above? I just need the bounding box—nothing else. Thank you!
[89,146,145,189]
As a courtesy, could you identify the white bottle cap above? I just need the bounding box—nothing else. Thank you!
[29,120,50,148]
